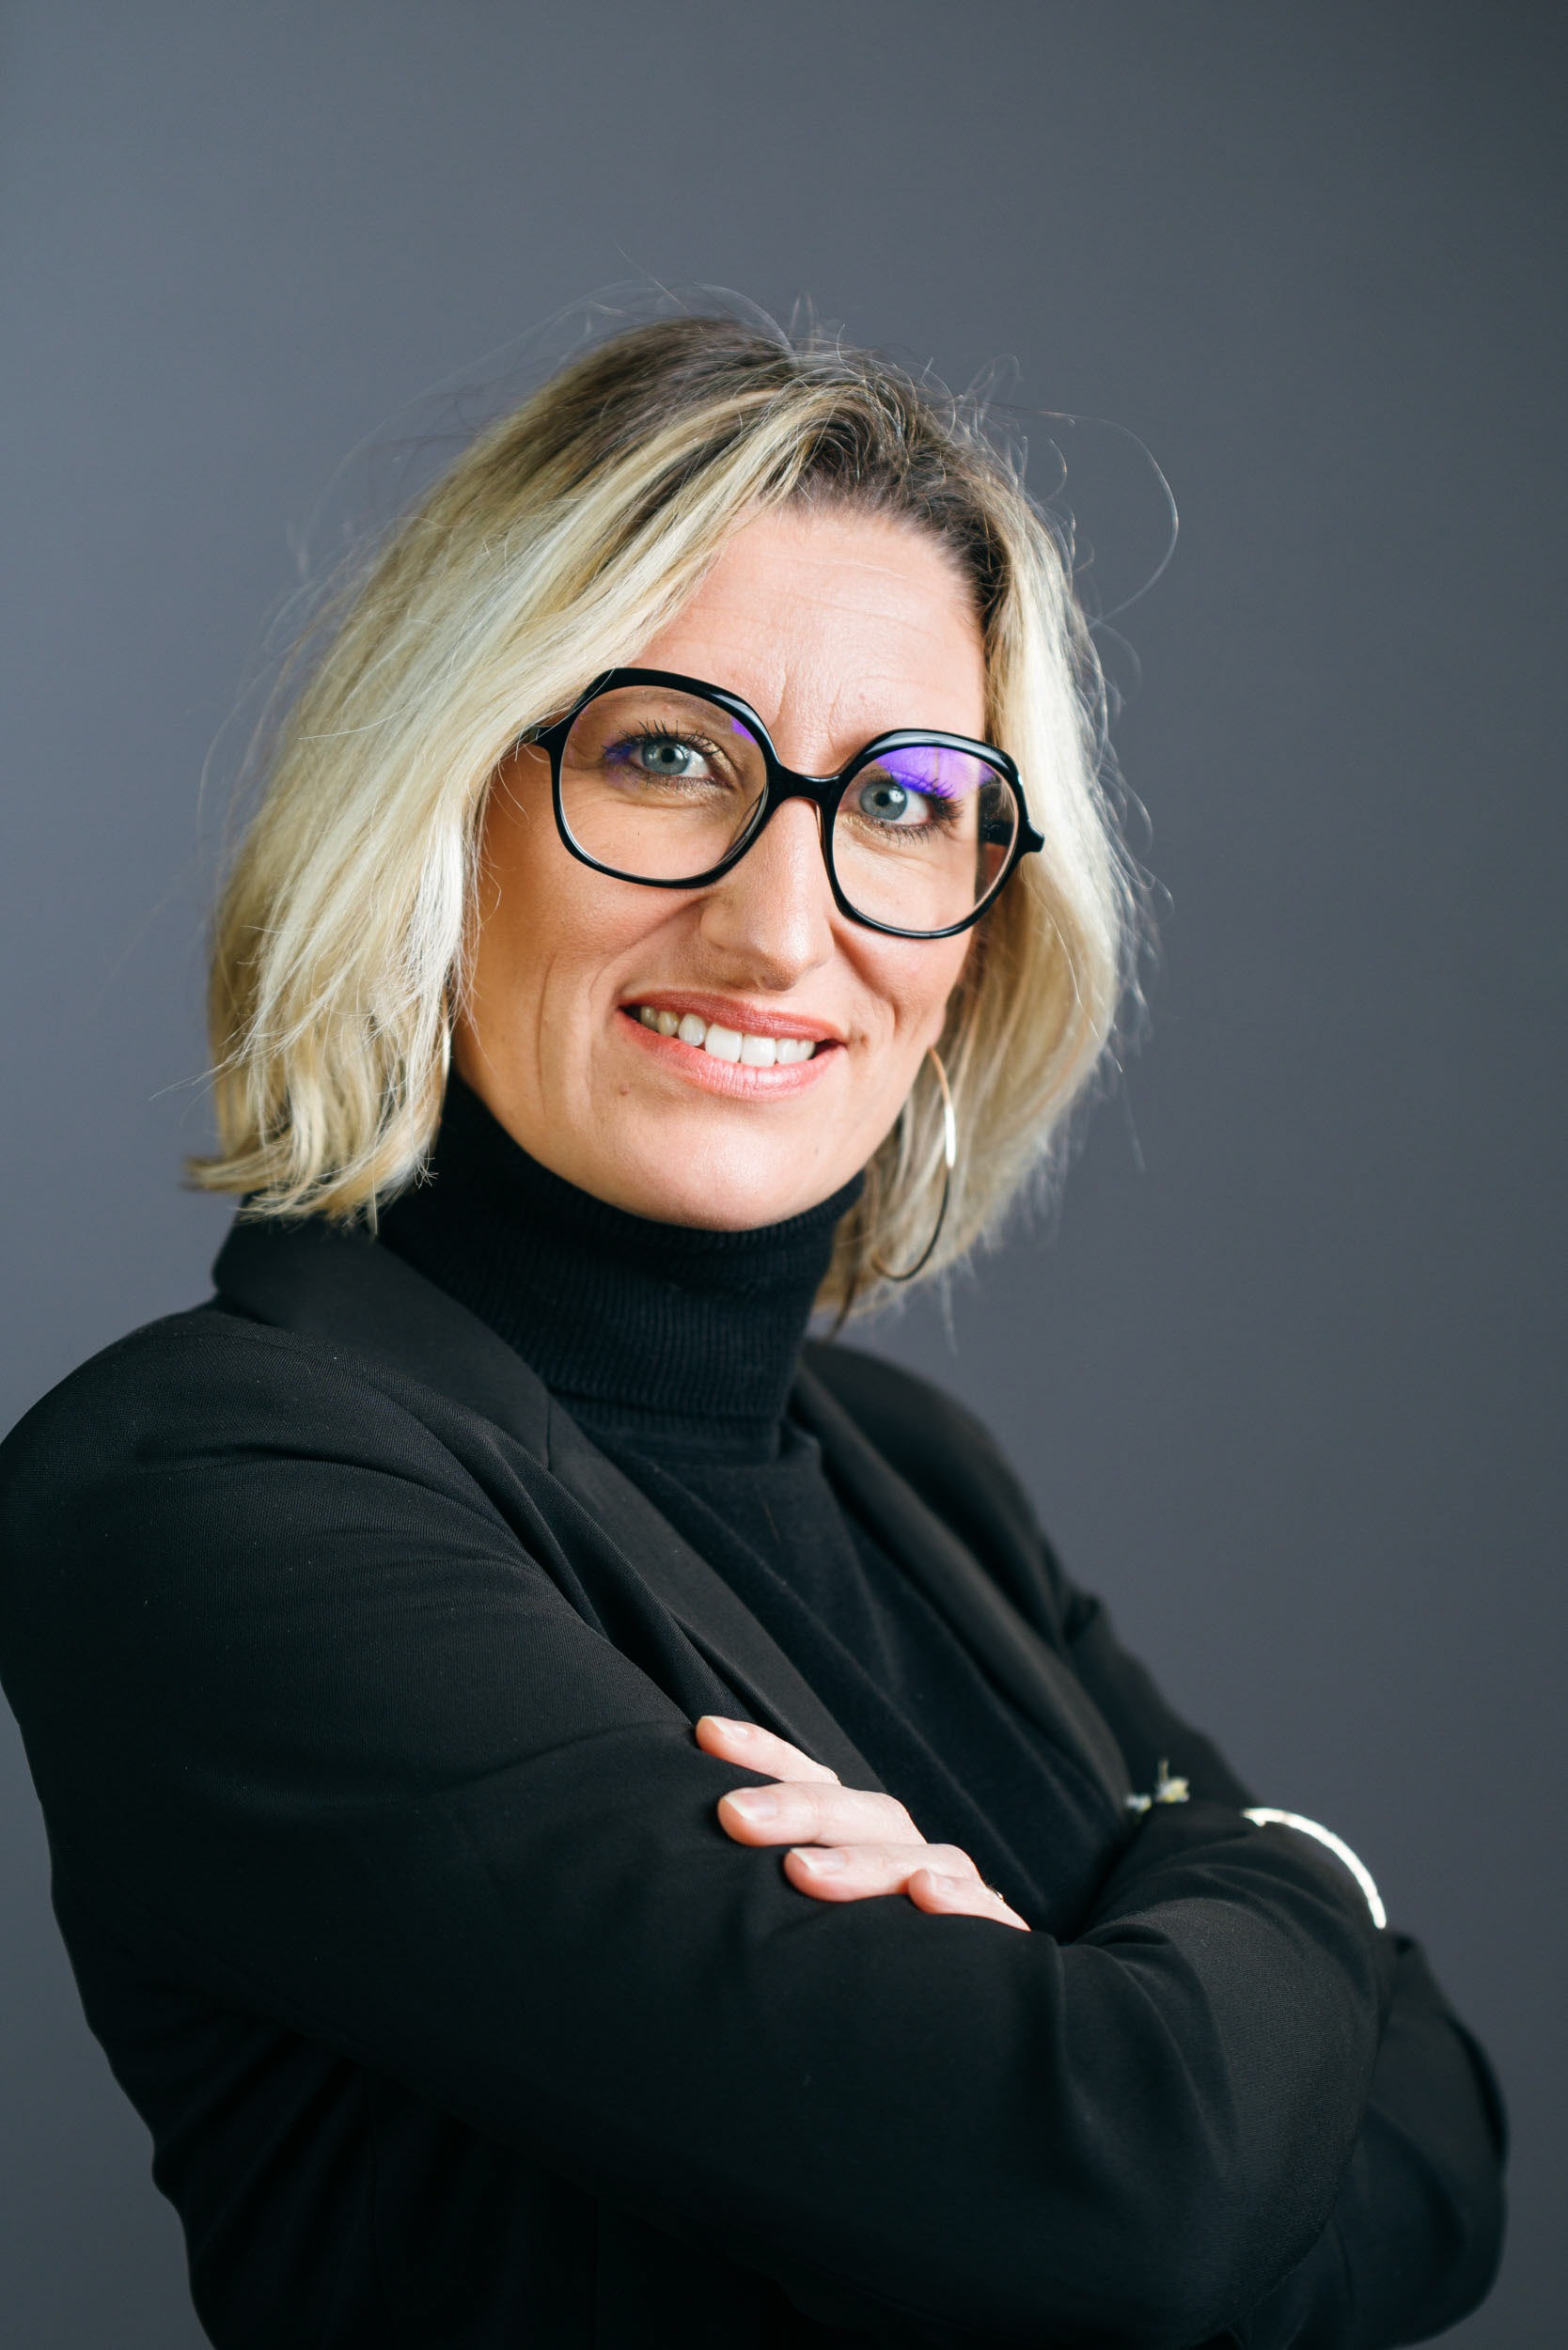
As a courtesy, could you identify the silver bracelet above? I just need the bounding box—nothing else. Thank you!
[1244,1807,1387,1930]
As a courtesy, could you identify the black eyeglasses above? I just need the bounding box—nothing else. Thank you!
[521,668,1043,940]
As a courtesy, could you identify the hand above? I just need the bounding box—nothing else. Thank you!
[697,1715,1029,1930]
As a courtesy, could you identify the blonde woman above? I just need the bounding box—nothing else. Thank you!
[0,319,1503,2348]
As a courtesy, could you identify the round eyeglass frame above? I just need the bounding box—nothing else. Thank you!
[521,666,1044,942]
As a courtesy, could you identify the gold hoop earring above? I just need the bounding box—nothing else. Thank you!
[870,1047,958,1285]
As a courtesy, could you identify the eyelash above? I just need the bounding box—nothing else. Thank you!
[622,722,725,761]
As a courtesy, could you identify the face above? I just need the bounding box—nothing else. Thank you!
[455,504,985,1229]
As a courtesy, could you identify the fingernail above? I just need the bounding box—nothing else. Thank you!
[926,1872,960,1892]
[725,1789,777,1820]
[713,1718,752,1738]
[792,1848,846,1873]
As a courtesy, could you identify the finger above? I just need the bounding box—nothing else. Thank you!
[907,1865,1030,1931]
[694,1716,839,1785]
[782,1841,983,1904]
[717,1780,917,1849]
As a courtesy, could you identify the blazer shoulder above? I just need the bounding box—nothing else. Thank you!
[0,1301,545,1746]
[0,1300,471,1522]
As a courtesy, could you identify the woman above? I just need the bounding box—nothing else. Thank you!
[0,317,1504,2347]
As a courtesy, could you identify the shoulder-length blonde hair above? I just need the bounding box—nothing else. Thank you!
[195,314,1144,1311]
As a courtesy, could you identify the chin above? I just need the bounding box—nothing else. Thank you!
[605,1125,855,1231]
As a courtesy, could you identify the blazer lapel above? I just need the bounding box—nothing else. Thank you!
[211,1217,880,1785]
[792,1359,1134,1821]
[540,1412,883,1787]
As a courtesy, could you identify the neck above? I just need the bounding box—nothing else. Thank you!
[375,1076,861,1460]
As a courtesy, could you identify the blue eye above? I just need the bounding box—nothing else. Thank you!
[634,737,697,776]
[856,776,925,824]
[602,728,726,787]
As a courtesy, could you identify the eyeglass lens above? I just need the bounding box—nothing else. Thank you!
[557,683,1019,933]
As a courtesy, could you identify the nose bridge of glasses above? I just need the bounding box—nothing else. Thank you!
[720,765,866,911]
[738,779,832,873]
[761,756,845,819]
[698,791,838,969]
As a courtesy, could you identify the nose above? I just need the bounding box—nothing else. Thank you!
[695,795,837,987]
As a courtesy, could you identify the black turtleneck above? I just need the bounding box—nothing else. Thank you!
[375,1071,858,1460]
[377,1076,1094,1920]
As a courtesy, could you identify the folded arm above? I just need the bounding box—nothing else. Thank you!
[0,1318,1401,2349]
[808,1341,1506,2344]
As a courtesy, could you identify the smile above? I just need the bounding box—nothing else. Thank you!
[616,995,843,1097]
[629,1005,820,1067]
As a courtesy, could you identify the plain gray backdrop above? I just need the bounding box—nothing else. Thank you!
[2,5,1562,2343]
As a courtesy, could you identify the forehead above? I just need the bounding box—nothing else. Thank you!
[631,505,988,767]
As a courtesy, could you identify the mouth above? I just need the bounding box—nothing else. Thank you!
[616,992,844,1087]
[627,1004,823,1067]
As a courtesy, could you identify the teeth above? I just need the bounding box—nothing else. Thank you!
[634,1007,820,1065]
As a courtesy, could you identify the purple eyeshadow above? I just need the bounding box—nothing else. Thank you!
[875,747,986,800]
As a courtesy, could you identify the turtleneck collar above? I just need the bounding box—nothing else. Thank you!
[375,1075,861,1461]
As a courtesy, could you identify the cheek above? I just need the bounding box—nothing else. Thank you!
[468,771,681,1038]
[865,933,972,1047]
[471,771,604,996]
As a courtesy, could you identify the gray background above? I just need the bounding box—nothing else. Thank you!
[2,4,1561,2343]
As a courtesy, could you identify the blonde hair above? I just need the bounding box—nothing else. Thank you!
[195,313,1145,1309]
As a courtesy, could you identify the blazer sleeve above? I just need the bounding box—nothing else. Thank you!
[837,1351,1508,2350]
[0,1314,1399,2350]
[1067,1575,1505,2349]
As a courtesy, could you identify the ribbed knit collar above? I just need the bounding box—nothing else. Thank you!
[375,1074,860,1460]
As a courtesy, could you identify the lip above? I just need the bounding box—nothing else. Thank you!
[616,989,847,1046]
[615,1003,841,1099]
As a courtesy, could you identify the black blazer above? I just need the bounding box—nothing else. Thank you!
[0,1216,1504,2349]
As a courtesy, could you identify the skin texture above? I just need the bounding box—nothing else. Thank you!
[455,504,980,1230]
[458,504,1023,1924]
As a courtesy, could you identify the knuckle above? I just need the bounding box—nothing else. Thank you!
[872,1794,917,1837]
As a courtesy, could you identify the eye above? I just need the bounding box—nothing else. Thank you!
[608,729,717,782]
[855,775,930,826]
